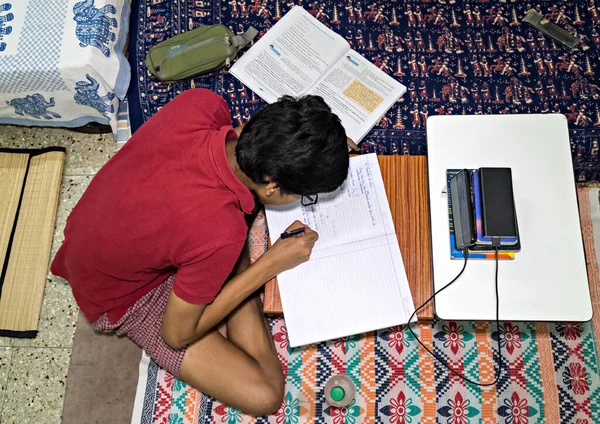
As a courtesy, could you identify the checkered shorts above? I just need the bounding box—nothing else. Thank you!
[91,274,187,378]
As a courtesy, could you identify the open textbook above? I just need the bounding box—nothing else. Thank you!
[230,6,406,143]
[265,154,416,347]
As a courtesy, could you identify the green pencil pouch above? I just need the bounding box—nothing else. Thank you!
[146,25,258,82]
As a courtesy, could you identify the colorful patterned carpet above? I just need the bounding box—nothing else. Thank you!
[125,0,600,421]
[127,0,600,181]
[132,188,600,424]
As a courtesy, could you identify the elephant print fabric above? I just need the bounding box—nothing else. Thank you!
[6,94,61,119]
[74,73,115,115]
[0,0,129,133]
[0,3,13,52]
[73,0,118,57]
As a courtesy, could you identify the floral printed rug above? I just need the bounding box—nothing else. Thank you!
[131,188,600,424]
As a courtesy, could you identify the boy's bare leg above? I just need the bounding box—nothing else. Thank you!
[221,234,280,363]
[178,298,284,415]
[179,244,284,416]
[226,294,279,363]
[179,327,284,416]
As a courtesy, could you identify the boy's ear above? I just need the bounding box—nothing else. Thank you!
[264,177,280,197]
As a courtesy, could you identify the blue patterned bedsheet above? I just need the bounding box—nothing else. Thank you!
[0,0,130,135]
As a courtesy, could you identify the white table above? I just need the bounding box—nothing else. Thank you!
[427,114,592,322]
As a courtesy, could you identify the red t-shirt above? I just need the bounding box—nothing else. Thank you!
[51,89,255,323]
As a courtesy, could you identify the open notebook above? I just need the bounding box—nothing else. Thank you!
[265,154,415,347]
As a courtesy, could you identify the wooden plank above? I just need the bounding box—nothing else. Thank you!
[263,155,434,320]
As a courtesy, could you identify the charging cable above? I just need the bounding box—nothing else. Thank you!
[407,244,502,387]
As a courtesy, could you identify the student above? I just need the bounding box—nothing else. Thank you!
[51,89,353,415]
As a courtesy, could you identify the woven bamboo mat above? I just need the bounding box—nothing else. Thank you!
[0,147,65,337]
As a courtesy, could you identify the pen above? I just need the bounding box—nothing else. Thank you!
[280,227,306,239]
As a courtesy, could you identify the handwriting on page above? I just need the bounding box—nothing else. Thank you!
[297,157,386,252]
[264,154,394,252]
[264,154,415,347]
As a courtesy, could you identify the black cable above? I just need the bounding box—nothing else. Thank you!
[407,245,503,387]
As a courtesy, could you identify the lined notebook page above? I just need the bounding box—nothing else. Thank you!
[265,154,415,347]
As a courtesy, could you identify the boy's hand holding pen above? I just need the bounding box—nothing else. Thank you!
[266,221,318,274]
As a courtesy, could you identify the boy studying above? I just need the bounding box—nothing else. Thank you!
[51,88,354,415]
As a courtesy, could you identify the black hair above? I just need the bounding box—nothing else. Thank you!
[236,95,349,195]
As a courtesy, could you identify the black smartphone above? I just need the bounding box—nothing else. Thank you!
[479,168,518,238]
[450,169,476,250]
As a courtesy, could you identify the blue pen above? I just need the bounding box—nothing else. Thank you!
[280,228,305,239]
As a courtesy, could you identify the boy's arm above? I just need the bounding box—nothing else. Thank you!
[161,221,317,349]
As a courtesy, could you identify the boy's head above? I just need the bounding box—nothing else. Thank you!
[236,95,349,205]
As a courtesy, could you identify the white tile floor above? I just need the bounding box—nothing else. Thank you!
[0,125,119,423]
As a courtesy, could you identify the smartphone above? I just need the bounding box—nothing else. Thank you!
[479,167,518,240]
[472,169,519,246]
[450,169,476,250]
